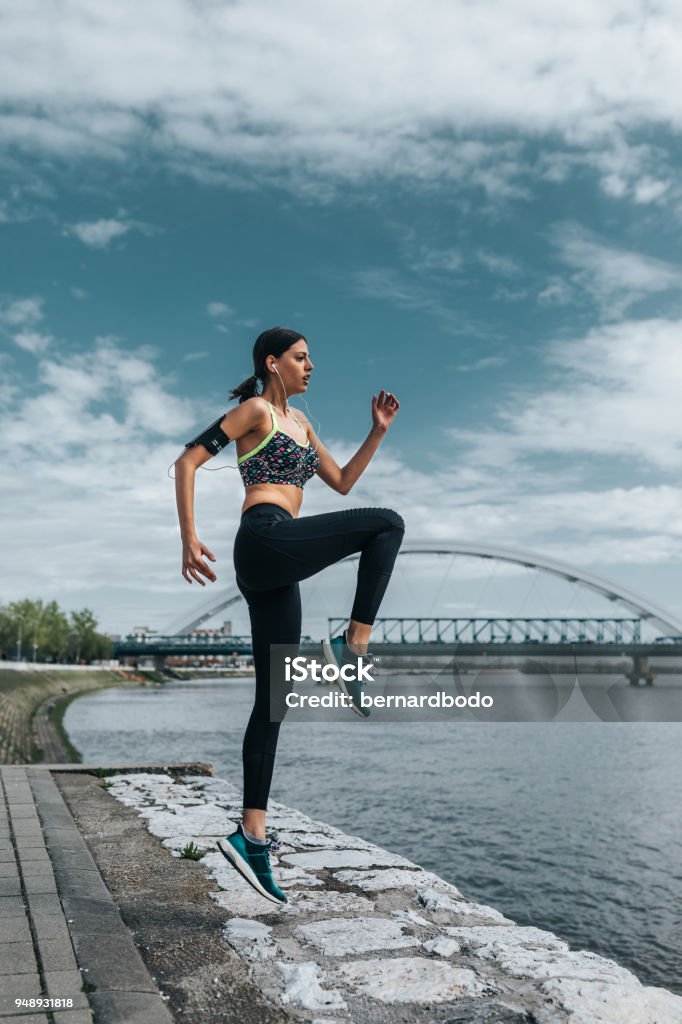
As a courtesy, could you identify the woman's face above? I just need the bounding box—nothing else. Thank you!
[279,339,314,395]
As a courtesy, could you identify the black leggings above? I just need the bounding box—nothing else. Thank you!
[233,503,405,809]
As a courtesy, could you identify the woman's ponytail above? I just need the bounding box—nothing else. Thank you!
[228,374,261,404]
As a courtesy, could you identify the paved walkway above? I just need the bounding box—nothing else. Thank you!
[32,700,70,766]
[0,765,175,1023]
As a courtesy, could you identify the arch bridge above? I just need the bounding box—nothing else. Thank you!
[166,540,682,638]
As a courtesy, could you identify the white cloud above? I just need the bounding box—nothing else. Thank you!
[455,356,506,373]
[476,250,521,277]
[346,266,486,336]
[0,295,44,327]
[548,223,682,317]
[66,218,132,248]
[538,277,574,307]
[207,301,234,318]
[13,330,51,354]
[1,1,682,198]
[3,325,682,633]
[449,317,682,472]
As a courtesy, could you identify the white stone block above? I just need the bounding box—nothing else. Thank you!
[335,956,486,1003]
[295,916,418,956]
[283,848,413,870]
[540,975,682,1024]
[424,937,462,957]
[223,917,279,960]
[277,962,347,1011]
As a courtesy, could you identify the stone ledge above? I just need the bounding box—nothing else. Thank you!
[94,769,682,1024]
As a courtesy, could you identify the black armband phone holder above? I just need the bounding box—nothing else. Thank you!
[184,416,231,456]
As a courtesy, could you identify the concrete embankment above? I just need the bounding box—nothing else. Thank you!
[57,767,681,1024]
[0,665,156,764]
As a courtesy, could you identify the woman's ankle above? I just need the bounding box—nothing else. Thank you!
[242,809,266,841]
[347,621,371,651]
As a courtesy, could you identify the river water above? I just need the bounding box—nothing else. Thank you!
[65,676,682,995]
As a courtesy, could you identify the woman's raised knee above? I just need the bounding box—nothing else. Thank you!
[381,507,405,533]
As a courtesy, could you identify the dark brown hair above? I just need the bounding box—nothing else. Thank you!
[229,327,306,403]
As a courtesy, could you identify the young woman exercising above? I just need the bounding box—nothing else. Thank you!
[174,327,404,903]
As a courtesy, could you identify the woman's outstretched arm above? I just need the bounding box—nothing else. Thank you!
[300,389,400,495]
[174,443,218,585]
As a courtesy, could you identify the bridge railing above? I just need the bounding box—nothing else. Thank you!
[329,617,643,644]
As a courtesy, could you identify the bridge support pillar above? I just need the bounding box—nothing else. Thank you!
[626,655,655,686]
[153,655,166,675]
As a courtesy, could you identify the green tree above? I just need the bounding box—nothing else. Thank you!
[0,600,112,664]
[42,601,71,662]
[0,599,47,661]
[68,608,100,663]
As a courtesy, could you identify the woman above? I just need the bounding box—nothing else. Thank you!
[174,327,404,904]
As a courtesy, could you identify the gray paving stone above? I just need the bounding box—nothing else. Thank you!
[0,1015,51,1023]
[0,865,19,880]
[53,874,109,901]
[88,991,173,1024]
[0,853,15,865]
[0,898,27,918]
[36,807,76,828]
[0,919,31,945]
[12,839,45,851]
[43,973,88,1007]
[42,849,95,873]
[7,810,38,822]
[13,851,49,865]
[17,864,53,879]
[22,877,57,897]
[0,973,42,999]
[67,932,158,994]
[58,897,121,931]
[10,826,42,840]
[0,879,21,898]
[31,917,71,943]
[52,1012,93,1024]
[34,940,78,974]
[5,795,33,807]
[26,894,62,916]
[38,829,78,844]
[0,944,37,977]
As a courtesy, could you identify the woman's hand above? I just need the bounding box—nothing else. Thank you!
[372,389,400,432]
[182,538,217,586]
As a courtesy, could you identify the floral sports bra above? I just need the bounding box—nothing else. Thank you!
[238,401,320,489]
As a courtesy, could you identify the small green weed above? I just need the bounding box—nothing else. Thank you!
[180,841,204,860]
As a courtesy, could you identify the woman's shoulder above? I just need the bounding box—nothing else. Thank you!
[237,396,272,421]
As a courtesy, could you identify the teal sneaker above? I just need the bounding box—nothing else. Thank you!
[216,824,287,905]
[322,629,376,719]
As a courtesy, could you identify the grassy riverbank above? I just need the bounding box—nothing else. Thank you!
[0,667,139,764]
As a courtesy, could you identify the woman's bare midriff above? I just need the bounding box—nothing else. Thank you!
[241,484,303,519]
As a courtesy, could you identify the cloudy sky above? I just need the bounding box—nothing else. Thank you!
[2,0,682,637]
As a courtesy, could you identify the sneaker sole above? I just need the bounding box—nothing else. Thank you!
[322,638,371,719]
[215,839,286,905]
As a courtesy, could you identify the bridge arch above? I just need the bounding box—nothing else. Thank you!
[166,540,682,637]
